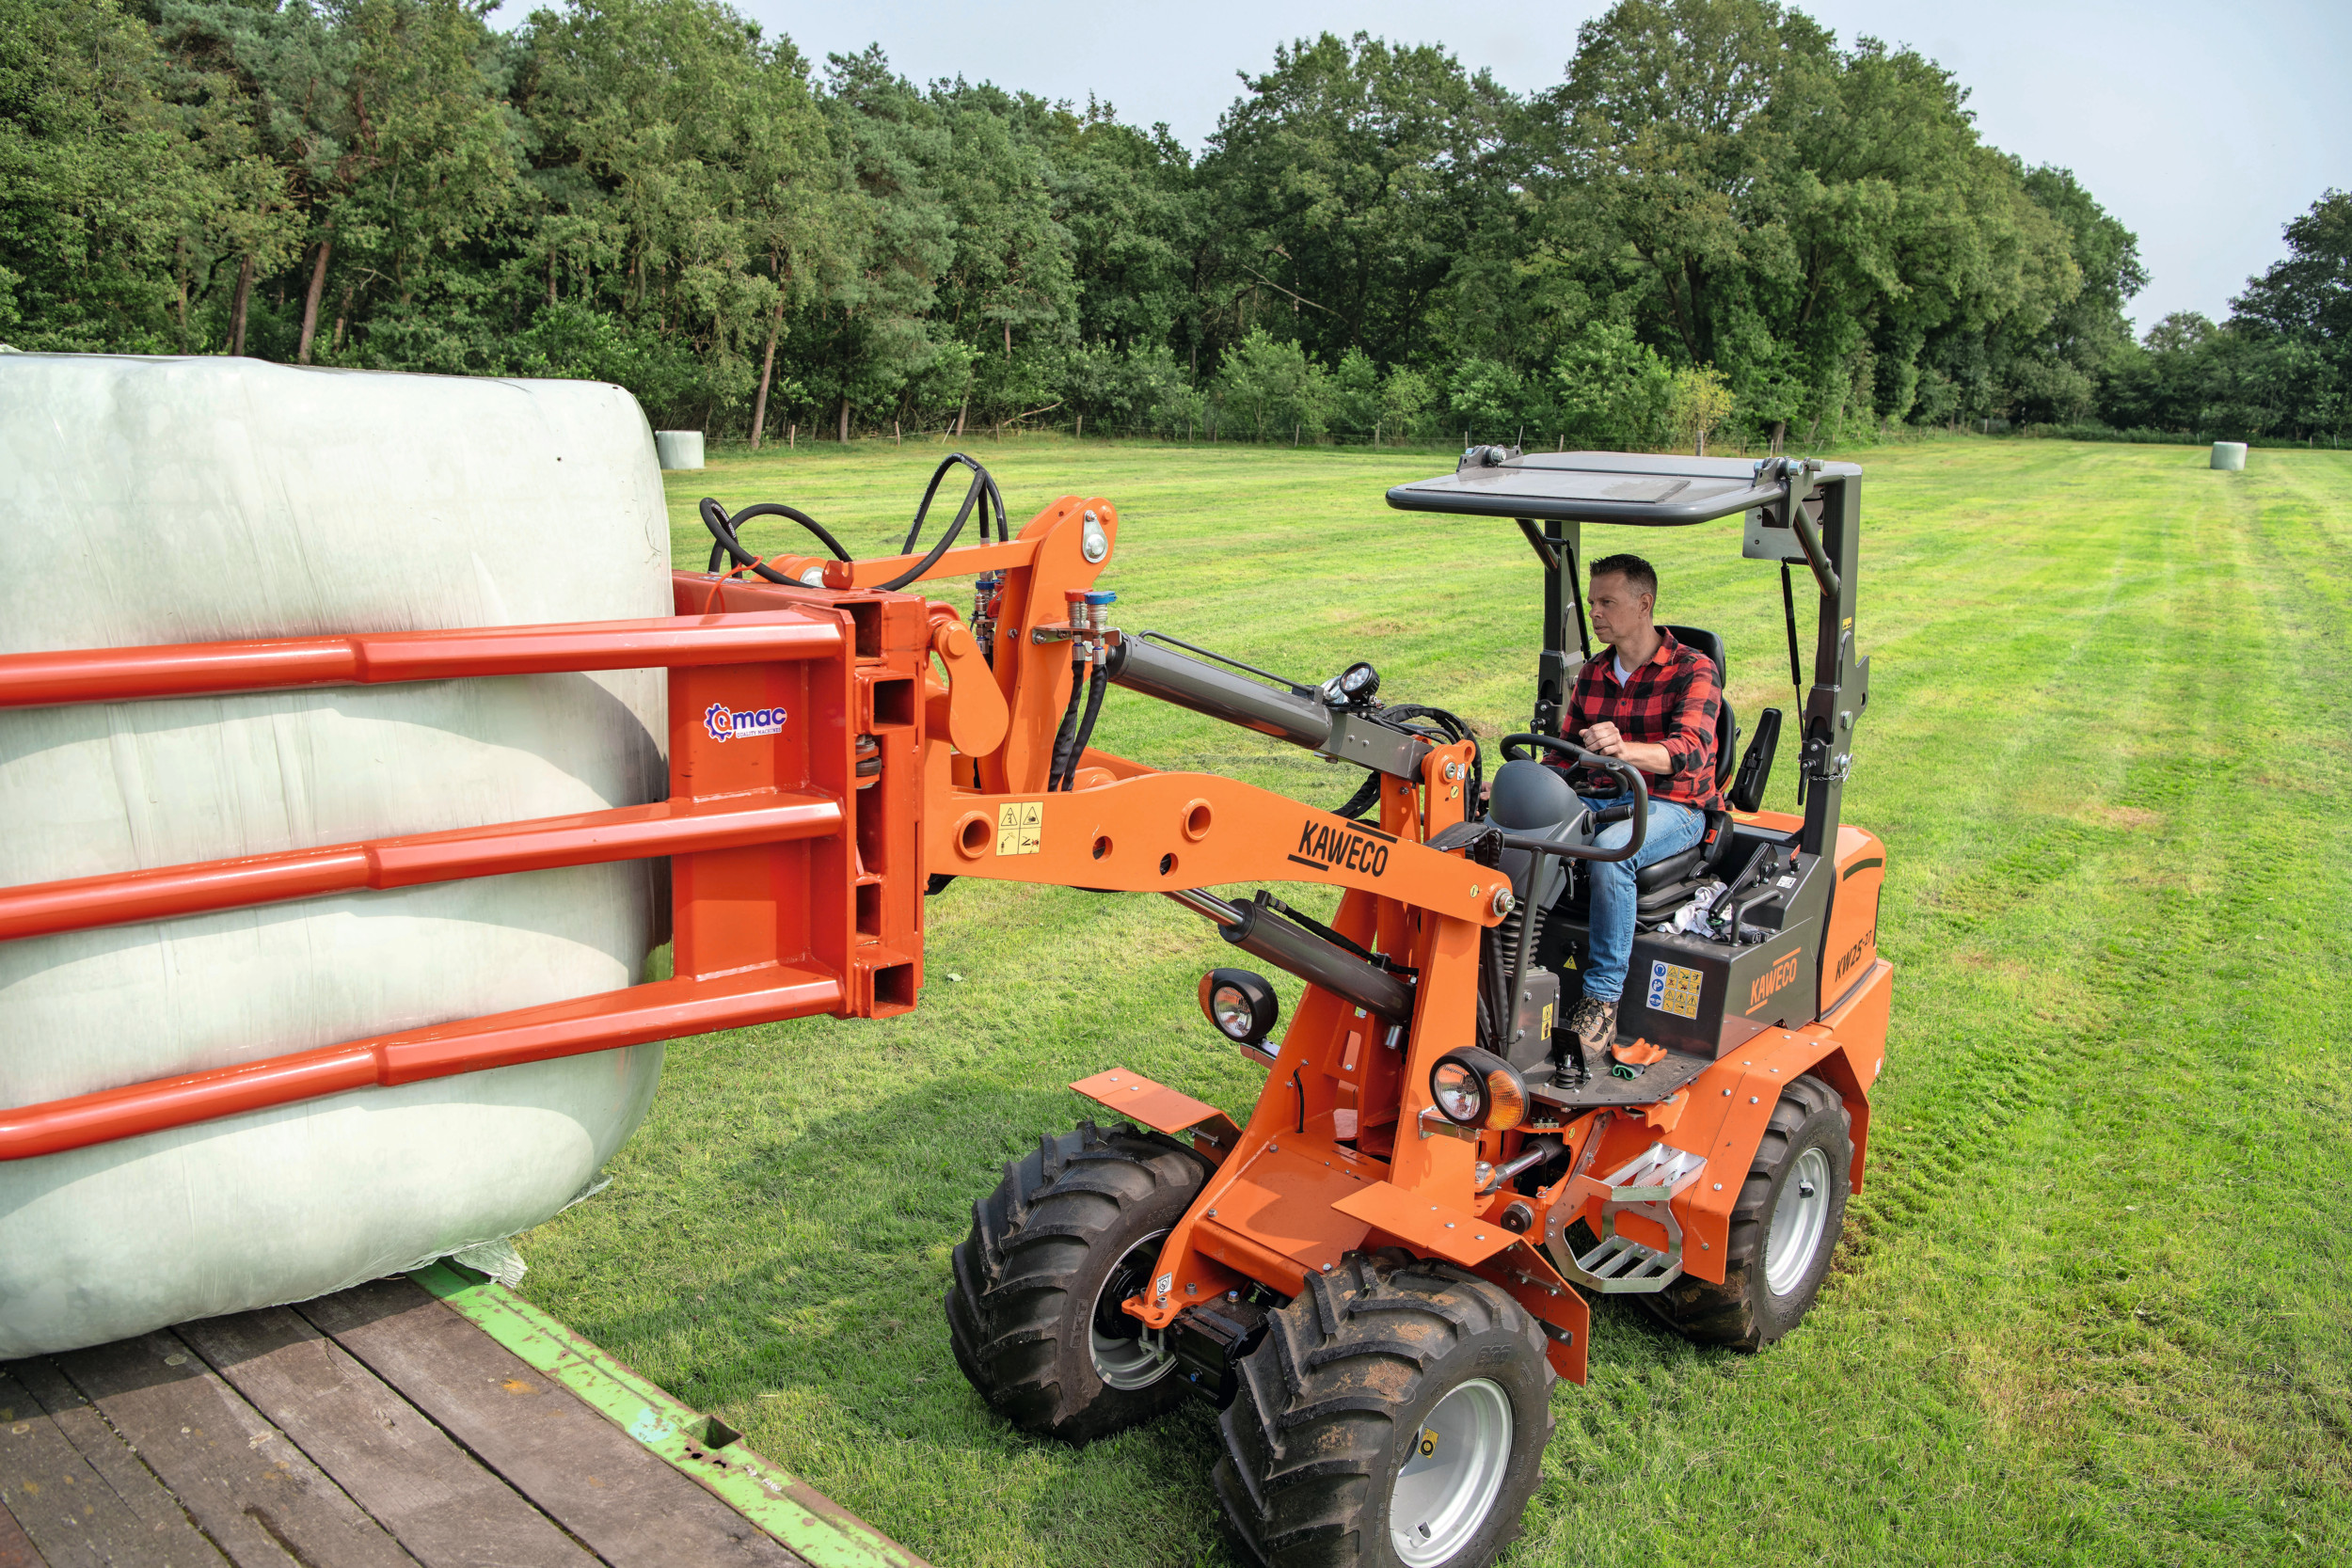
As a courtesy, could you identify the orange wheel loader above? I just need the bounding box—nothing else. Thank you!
[0,446,1889,1568]
[707,446,1892,1568]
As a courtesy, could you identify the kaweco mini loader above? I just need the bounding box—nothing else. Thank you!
[932,449,1892,1567]
[0,447,1889,1568]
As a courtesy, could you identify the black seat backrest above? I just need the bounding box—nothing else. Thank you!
[1661,624,1736,790]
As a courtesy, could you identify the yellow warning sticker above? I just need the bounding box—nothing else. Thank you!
[996,800,1044,856]
[1646,959,1704,1020]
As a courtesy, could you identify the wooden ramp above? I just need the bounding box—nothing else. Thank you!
[0,1264,927,1568]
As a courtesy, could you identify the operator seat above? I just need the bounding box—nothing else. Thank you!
[1631,625,1741,896]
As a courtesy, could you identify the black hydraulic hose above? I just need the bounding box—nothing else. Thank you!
[1061,658,1110,790]
[875,454,1006,594]
[1046,654,1089,791]
[701,498,853,580]
[901,453,1006,551]
[1331,704,1482,821]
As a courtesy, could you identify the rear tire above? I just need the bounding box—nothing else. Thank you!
[946,1119,1208,1444]
[1644,1072,1851,1349]
[1214,1250,1555,1568]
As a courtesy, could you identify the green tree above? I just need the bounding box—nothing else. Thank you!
[2221,190,2349,437]
[1211,326,1328,440]
[517,0,844,432]
[0,0,262,353]
[1379,363,1437,438]
[1327,345,1380,435]
[1534,1,2084,442]
[1551,320,1674,447]
[1200,33,1516,369]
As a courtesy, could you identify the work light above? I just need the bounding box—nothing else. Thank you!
[1428,1047,1528,1132]
[1321,661,1380,706]
[1199,968,1279,1048]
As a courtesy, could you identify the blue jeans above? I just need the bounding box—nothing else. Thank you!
[1578,794,1704,1004]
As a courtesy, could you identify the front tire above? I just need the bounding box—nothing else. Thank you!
[1214,1251,1555,1568]
[1644,1072,1852,1349]
[946,1119,1208,1444]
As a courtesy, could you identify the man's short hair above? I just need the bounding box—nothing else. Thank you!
[1589,552,1657,604]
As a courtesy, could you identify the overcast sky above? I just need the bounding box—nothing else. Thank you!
[524,0,2348,332]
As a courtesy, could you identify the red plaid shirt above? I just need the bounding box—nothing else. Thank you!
[1556,630,1723,809]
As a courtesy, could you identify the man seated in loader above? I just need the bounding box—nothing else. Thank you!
[1557,553,1724,1050]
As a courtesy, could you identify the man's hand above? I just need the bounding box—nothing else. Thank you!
[1580,721,1674,777]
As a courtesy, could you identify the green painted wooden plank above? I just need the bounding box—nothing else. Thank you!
[408,1263,928,1568]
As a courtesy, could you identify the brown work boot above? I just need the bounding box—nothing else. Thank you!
[1566,994,1617,1052]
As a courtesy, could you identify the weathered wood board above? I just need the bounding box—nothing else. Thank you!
[0,1274,924,1568]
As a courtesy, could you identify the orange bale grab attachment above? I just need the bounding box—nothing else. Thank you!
[0,596,928,1162]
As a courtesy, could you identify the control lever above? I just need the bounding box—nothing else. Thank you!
[1709,844,1780,942]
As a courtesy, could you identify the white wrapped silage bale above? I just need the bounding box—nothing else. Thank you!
[0,356,675,1355]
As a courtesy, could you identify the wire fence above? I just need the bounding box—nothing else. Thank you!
[723,420,1788,461]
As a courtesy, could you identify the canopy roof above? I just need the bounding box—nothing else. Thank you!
[1386,451,1861,528]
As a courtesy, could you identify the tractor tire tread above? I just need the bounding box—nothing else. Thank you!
[1640,1071,1851,1351]
[947,1119,1207,1444]
[1214,1249,1554,1568]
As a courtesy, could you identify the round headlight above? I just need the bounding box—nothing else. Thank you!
[1429,1047,1528,1130]
[1198,968,1279,1049]
[1431,1058,1487,1124]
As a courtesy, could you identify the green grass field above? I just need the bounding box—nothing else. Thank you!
[514,434,2351,1567]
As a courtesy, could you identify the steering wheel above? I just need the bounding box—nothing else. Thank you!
[1497,733,1650,863]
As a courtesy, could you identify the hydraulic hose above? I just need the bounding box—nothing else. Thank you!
[875,454,1006,593]
[700,498,853,580]
[699,454,1005,593]
[1330,704,1481,820]
[1061,658,1110,790]
[1046,653,1089,792]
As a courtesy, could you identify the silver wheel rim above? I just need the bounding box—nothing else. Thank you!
[1088,1229,1174,1391]
[1390,1377,1513,1566]
[1765,1146,1833,1296]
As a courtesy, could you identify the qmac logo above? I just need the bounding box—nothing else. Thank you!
[704,702,787,742]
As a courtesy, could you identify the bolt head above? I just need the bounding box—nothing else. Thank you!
[1490,886,1516,917]
[1080,511,1109,562]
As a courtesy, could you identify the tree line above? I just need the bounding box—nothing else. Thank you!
[7,0,2344,447]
